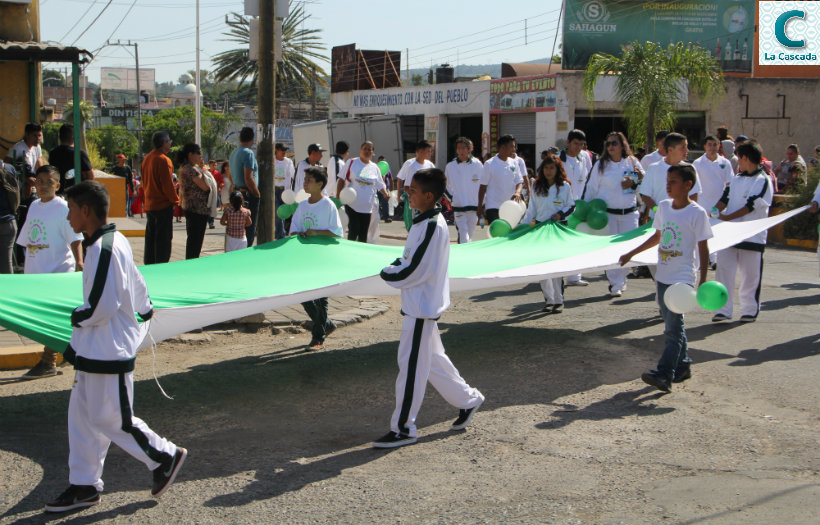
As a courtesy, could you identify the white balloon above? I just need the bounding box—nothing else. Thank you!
[281,189,296,205]
[575,221,610,236]
[499,200,524,225]
[517,200,527,214]
[339,186,357,205]
[664,282,698,314]
[338,206,349,231]
[295,189,310,202]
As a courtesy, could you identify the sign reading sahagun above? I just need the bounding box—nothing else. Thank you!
[563,0,755,72]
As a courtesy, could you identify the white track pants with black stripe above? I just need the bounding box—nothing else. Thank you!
[68,371,177,491]
[540,277,564,304]
[604,211,639,293]
[391,317,484,438]
[454,211,477,244]
[715,247,764,319]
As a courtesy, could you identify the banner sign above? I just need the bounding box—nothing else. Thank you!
[563,0,755,73]
[489,75,557,114]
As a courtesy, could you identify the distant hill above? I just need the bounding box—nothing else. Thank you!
[403,58,553,83]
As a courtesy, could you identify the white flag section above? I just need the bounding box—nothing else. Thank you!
[142,206,808,348]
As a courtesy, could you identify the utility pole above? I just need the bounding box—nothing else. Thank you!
[310,66,316,120]
[107,40,144,170]
[195,0,201,146]
[256,0,275,244]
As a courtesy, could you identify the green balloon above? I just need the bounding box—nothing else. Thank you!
[696,281,729,311]
[330,197,342,209]
[489,219,512,238]
[573,200,590,220]
[513,223,529,232]
[567,214,582,229]
[277,204,293,219]
[403,193,413,232]
[589,198,607,213]
[377,160,390,176]
[587,209,609,230]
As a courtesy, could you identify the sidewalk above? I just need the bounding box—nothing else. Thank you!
[0,216,392,370]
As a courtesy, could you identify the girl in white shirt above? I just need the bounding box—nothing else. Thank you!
[522,154,574,314]
[584,131,644,297]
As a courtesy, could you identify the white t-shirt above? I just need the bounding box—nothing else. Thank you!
[652,199,713,286]
[289,195,343,237]
[722,169,773,245]
[293,160,314,193]
[640,149,663,171]
[326,155,346,197]
[563,152,592,201]
[444,157,483,208]
[341,157,387,214]
[396,158,435,189]
[692,154,734,211]
[274,157,294,189]
[16,197,83,274]
[9,141,42,176]
[640,159,702,218]
[584,157,643,210]
[480,155,523,210]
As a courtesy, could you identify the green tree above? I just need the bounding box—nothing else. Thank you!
[583,41,724,148]
[410,74,424,86]
[141,106,239,162]
[211,2,329,100]
[42,68,65,87]
[87,125,139,164]
[62,99,95,152]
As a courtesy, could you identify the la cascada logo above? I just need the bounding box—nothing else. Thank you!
[759,1,820,65]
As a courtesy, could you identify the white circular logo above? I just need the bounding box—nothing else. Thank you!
[582,1,608,23]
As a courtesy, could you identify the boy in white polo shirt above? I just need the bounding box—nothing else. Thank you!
[396,140,435,196]
[639,132,702,219]
[478,134,524,224]
[619,164,712,392]
[444,136,483,243]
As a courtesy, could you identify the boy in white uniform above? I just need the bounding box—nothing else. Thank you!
[290,166,342,349]
[712,140,773,323]
[693,135,734,266]
[273,143,294,240]
[45,181,185,513]
[639,133,702,219]
[639,130,669,171]
[619,164,712,392]
[18,166,84,379]
[396,140,435,196]
[478,134,524,224]
[326,141,349,198]
[444,137,483,243]
[560,129,593,286]
[375,168,484,448]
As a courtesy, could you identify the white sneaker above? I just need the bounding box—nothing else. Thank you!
[567,279,589,286]
[610,289,623,298]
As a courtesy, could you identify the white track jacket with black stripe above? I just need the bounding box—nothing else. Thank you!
[380,208,450,319]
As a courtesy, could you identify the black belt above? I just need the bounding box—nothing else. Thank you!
[64,345,136,373]
[606,207,637,215]
[452,205,478,212]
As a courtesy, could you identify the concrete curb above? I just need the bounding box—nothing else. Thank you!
[0,297,391,370]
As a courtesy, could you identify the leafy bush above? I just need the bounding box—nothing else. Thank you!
[783,164,819,241]
[87,125,139,164]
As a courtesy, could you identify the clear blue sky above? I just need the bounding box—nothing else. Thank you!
[40,0,564,85]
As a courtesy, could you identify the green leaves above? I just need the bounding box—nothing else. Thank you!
[583,41,725,148]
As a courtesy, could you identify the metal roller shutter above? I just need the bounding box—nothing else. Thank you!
[499,113,536,143]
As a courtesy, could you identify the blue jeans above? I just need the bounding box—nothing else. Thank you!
[274,186,286,239]
[241,191,260,246]
[656,282,692,381]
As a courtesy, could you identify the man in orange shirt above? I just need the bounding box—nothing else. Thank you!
[141,131,179,264]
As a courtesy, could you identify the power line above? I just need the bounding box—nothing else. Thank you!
[95,0,139,52]
[71,0,114,46]
[59,0,98,42]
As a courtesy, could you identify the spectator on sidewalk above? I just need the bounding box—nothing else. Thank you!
[48,124,94,193]
[141,131,178,264]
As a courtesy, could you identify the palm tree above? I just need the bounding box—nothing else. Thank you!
[212,3,328,100]
[583,41,725,149]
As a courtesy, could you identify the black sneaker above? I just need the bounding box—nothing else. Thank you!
[552,304,563,314]
[44,485,100,513]
[711,313,730,323]
[641,371,671,393]
[739,315,757,323]
[22,361,58,380]
[672,367,692,383]
[542,303,554,312]
[372,431,417,449]
[451,400,483,430]
[151,447,187,498]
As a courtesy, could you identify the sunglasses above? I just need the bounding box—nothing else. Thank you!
[605,140,621,147]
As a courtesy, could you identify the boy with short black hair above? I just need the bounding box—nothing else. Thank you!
[375,168,484,448]
[619,164,713,392]
[18,165,84,379]
[45,180,186,513]
[290,166,342,349]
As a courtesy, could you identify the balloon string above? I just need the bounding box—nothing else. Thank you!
[145,319,174,400]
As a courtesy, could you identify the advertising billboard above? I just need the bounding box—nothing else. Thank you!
[489,75,557,114]
[100,67,156,91]
[563,0,755,73]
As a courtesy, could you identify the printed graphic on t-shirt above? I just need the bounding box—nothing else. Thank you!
[25,218,49,254]
[274,166,286,183]
[659,220,683,262]
[302,212,318,231]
